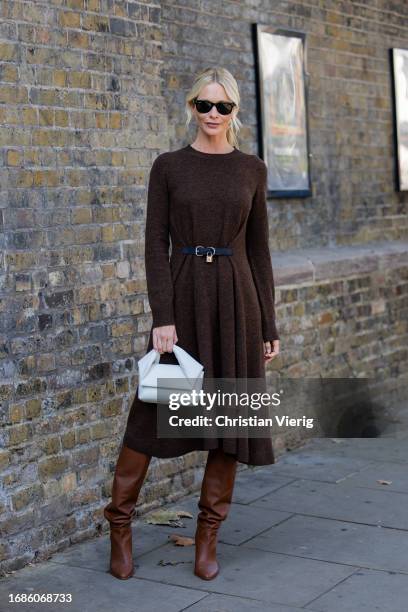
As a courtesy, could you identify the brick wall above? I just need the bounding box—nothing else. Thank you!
[1,0,407,574]
[0,0,202,574]
[162,0,408,247]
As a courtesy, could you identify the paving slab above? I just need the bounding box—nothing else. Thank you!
[337,460,408,493]
[250,478,408,530]
[152,494,293,546]
[232,468,295,503]
[268,448,375,483]
[132,540,355,608]
[242,514,408,573]
[304,567,408,612]
[184,592,307,611]
[49,521,178,573]
[303,437,408,464]
[0,561,207,612]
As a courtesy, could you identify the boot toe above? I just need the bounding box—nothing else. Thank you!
[194,560,219,580]
[110,564,134,580]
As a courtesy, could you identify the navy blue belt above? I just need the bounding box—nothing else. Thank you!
[181,245,233,263]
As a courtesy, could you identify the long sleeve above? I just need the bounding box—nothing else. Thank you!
[246,160,279,342]
[144,154,175,328]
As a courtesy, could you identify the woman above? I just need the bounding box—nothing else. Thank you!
[103,66,280,581]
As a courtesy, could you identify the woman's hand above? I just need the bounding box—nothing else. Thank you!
[153,324,178,354]
[264,339,279,362]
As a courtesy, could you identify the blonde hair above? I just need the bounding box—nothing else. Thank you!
[185,66,242,149]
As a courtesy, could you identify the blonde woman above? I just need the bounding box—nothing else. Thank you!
[104,66,280,581]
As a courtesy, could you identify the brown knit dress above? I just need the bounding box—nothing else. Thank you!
[122,144,280,465]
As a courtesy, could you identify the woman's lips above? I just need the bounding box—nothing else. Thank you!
[206,123,220,127]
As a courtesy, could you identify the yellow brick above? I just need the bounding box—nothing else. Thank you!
[66,169,83,187]
[25,399,41,419]
[0,43,18,61]
[32,130,54,146]
[71,208,92,224]
[109,113,121,129]
[168,74,180,89]
[77,286,97,304]
[22,107,38,125]
[0,85,28,104]
[113,224,128,240]
[293,303,305,316]
[82,14,109,32]
[65,0,83,8]
[38,108,54,126]
[111,151,124,166]
[101,399,122,418]
[77,428,91,444]
[6,252,36,271]
[101,225,115,242]
[68,31,89,49]
[9,424,31,446]
[91,421,111,440]
[16,171,34,188]
[53,70,67,87]
[75,227,99,243]
[9,404,25,424]
[61,472,77,493]
[37,353,56,373]
[33,170,59,187]
[70,71,91,88]
[42,436,61,455]
[58,11,81,28]
[87,0,100,11]
[61,430,76,449]
[0,451,10,470]
[38,455,69,480]
[55,109,69,127]
[111,321,134,337]
[95,113,108,129]
[93,207,114,223]
[0,64,18,81]
[102,262,116,278]
[99,281,121,301]
[7,150,21,166]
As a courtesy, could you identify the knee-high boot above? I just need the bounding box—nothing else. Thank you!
[103,444,151,579]
[194,448,238,580]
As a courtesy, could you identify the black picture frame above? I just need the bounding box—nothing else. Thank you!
[252,24,312,198]
[390,47,408,192]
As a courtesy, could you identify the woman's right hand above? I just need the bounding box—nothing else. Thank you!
[152,324,178,353]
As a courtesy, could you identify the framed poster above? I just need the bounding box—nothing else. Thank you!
[252,24,312,198]
[391,48,408,191]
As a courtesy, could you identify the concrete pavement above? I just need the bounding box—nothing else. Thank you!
[2,431,408,612]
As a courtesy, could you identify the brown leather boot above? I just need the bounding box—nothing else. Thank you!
[103,444,151,579]
[194,448,238,580]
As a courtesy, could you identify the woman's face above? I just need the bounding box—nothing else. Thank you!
[191,83,236,139]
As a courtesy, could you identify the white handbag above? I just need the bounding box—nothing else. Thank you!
[137,344,204,405]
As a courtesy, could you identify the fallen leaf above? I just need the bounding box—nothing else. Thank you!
[169,534,194,546]
[158,559,192,566]
[144,509,193,527]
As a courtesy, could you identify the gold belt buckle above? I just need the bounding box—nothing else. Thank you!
[206,246,216,263]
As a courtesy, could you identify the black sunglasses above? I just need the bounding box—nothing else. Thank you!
[192,97,236,115]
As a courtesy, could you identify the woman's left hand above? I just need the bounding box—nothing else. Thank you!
[264,339,279,362]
